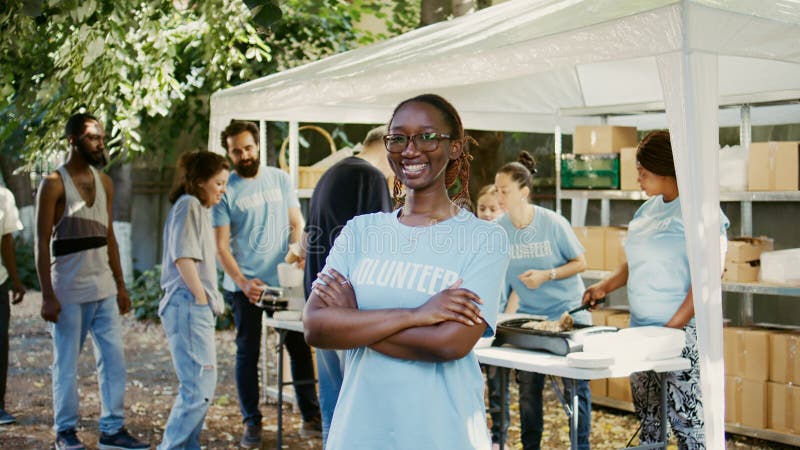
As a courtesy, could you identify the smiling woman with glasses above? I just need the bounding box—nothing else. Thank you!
[304,93,511,450]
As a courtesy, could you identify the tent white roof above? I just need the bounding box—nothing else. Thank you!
[209,0,800,144]
[210,1,800,448]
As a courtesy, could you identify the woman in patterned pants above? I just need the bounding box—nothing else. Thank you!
[582,131,729,449]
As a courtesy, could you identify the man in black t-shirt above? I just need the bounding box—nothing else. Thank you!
[301,126,392,444]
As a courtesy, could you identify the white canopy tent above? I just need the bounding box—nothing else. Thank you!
[210,1,800,447]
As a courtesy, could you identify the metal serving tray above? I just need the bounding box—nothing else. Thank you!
[494,318,618,356]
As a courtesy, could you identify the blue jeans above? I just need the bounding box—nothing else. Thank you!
[51,296,126,434]
[518,371,591,450]
[225,290,320,426]
[158,288,217,450]
[486,365,510,443]
[316,348,344,444]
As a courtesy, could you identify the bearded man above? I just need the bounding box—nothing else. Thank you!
[35,112,148,450]
[213,120,320,448]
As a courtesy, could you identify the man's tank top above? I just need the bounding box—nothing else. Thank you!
[51,166,117,304]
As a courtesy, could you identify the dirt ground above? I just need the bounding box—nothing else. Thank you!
[1,292,792,449]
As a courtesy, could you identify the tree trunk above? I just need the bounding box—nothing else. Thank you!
[420,0,452,25]
[266,121,277,167]
[108,158,134,285]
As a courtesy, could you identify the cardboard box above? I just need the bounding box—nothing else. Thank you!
[606,312,630,329]
[768,382,800,433]
[770,332,800,384]
[590,308,624,326]
[723,327,771,381]
[603,227,627,270]
[573,126,639,155]
[608,377,632,403]
[590,379,607,398]
[722,261,760,283]
[725,376,737,424]
[748,142,800,191]
[726,237,774,263]
[573,226,605,270]
[619,146,639,191]
[725,376,768,428]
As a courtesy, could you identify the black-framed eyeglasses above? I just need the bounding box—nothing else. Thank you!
[383,132,452,153]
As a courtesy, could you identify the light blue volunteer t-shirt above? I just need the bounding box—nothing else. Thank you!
[212,167,300,290]
[322,208,509,450]
[497,206,589,324]
[625,195,729,327]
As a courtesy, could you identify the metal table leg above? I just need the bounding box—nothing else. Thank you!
[498,367,507,449]
[660,372,668,449]
[548,376,578,450]
[569,378,578,450]
[276,329,287,450]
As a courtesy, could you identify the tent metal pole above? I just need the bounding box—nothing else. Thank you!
[739,105,753,325]
[259,120,267,166]
[555,125,562,215]
[289,121,299,190]
[739,105,752,235]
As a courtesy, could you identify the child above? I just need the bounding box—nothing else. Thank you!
[476,185,503,222]
[475,184,511,450]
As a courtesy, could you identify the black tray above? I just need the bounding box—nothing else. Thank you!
[256,297,288,312]
[494,318,617,356]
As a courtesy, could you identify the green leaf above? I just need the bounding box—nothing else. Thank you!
[251,3,282,29]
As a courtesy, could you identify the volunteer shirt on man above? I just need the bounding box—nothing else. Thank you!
[625,195,729,327]
[322,209,509,450]
[159,195,224,315]
[213,167,299,289]
[497,206,589,323]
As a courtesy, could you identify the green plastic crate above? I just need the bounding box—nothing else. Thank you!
[561,154,620,189]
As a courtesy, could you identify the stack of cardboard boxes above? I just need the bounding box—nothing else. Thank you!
[724,327,800,435]
[767,331,800,434]
[723,237,774,283]
[724,327,771,429]
[573,226,628,271]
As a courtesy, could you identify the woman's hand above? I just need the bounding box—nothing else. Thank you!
[313,269,357,309]
[413,279,484,328]
[582,282,607,309]
[518,269,549,289]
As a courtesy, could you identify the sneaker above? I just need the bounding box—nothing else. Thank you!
[98,427,149,450]
[299,416,322,438]
[55,429,86,450]
[0,408,16,425]
[240,423,262,448]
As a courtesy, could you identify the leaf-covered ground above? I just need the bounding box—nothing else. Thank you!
[2,292,792,449]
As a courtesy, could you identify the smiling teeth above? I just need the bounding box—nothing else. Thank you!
[404,164,427,171]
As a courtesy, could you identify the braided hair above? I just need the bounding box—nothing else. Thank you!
[497,150,538,201]
[637,130,675,177]
[388,94,474,208]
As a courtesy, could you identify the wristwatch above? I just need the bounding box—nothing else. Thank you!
[549,268,557,281]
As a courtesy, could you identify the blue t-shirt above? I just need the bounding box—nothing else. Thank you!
[322,209,509,450]
[625,195,729,327]
[497,206,589,324]
[212,167,300,290]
